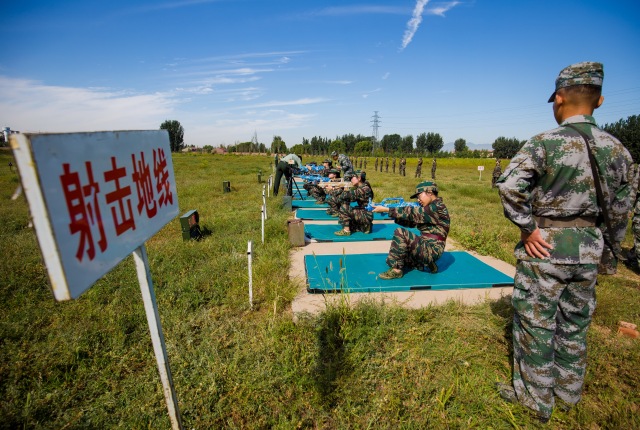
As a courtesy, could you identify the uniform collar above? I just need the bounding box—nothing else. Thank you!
[561,114,597,127]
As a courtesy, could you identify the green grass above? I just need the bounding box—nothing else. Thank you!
[1,149,639,429]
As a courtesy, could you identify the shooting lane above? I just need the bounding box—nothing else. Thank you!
[286,170,516,321]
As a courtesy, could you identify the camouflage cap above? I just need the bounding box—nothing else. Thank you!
[410,181,438,198]
[323,159,332,165]
[328,168,340,175]
[548,61,604,103]
[344,170,361,181]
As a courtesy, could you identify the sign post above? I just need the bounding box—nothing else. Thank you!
[477,165,485,181]
[11,131,183,429]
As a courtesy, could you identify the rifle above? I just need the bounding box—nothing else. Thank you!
[298,174,330,183]
[315,181,353,189]
[366,197,419,211]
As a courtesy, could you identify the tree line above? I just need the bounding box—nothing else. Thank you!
[159,114,640,163]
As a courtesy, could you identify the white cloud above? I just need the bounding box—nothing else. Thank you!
[401,0,430,51]
[401,1,460,50]
[0,76,175,133]
[242,97,328,109]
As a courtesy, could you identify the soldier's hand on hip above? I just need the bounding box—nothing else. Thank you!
[521,228,553,259]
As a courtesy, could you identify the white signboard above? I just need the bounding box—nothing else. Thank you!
[11,131,179,301]
[477,165,485,171]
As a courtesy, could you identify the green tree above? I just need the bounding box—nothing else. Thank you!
[354,140,373,154]
[454,138,468,153]
[160,120,184,152]
[400,135,414,153]
[425,132,444,154]
[328,139,346,154]
[602,114,640,163]
[271,136,287,154]
[492,136,524,159]
[380,134,401,153]
[415,133,427,153]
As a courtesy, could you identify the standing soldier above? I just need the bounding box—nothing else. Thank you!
[385,157,389,173]
[331,151,354,176]
[431,158,437,180]
[359,157,363,169]
[400,157,407,176]
[392,157,397,174]
[415,157,423,178]
[492,158,502,188]
[375,157,379,171]
[630,178,640,272]
[496,62,634,423]
[364,158,368,169]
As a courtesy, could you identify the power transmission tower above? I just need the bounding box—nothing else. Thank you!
[370,111,381,154]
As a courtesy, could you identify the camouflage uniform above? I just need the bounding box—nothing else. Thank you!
[400,158,406,176]
[415,157,423,178]
[375,157,379,170]
[364,158,367,169]
[385,157,389,173]
[497,111,634,418]
[491,159,502,188]
[431,159,437,179]
[336,182,374,233]
[303,164,331,201]
[392,158,396,173]
[385,198,449,271]
[336,154,353,176]
[632,178,640,266]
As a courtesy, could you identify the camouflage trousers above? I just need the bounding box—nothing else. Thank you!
[511,260,598,420]
[303,183,325,201]
[633,215,640,263]
[337,205,372,232]
[386,228,444,270]
[415,167,422,178]
[431,168,436,180]
[325,192,342,215]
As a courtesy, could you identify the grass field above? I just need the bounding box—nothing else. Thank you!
[1,149,639,429]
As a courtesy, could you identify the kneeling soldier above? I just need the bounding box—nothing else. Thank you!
[372,181,449,278]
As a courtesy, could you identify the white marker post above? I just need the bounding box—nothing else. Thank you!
[11,131,183,429]
[247,240,253,309]
[261,204,265,244]
[133,245,183,429]
[262,185,267,220]
[478,165,485,181]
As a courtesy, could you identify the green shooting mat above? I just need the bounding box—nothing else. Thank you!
[305,251,514,293]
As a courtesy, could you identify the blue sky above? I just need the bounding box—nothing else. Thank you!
[2,0,639,149]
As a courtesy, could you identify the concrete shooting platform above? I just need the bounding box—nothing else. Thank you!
[289,225,516,320]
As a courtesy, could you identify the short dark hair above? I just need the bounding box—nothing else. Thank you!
[559,84,602,107]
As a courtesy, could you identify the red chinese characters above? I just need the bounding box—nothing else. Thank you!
[60,148,173,262]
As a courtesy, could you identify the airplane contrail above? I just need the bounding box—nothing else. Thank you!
[401,0,430,50]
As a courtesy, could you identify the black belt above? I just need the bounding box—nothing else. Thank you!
[534,215,597,228]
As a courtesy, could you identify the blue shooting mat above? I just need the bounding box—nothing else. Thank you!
[295,208,390,220]
[305,223,418,242]
[305,251,514,293]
